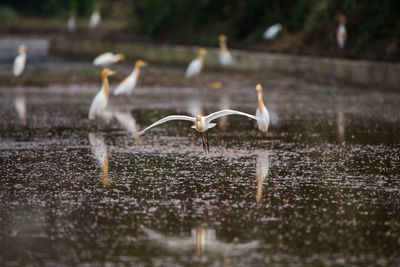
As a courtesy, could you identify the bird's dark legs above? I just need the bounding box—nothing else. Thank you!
[205,131,210,153]
[200,132,207,153]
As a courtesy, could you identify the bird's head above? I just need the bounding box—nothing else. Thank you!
[135,60,149,68]
[219,35,227,43]
[101,68,116,79]
[255,83,263,94]
[198,48,207,57]
[337,14,346,24]
[18,44,26,54]
[117,53,126,61]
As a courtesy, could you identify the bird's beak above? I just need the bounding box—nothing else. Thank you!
[142,61,149,67]
[108,70,116,76]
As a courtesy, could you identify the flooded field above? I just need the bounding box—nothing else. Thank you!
[0,66,400,266]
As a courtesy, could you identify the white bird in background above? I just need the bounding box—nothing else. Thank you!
[113,60,148,95]
[256,150,270,203]
[13,44,27,77]
[139,109,263,153]
[88,133,110,187]
[113,111,140,142]
[14,97,26,124]
[185,48,207,78]
[263,23,282,40]
[93,52,126,66]
[255,84,270,132]
[218,35,233,67]
[89,4,101,30]
[337,15,347,48]
[88,68,116,120]
[67,13,76,32]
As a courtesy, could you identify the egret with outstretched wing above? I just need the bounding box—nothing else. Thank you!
[139,109,262,153]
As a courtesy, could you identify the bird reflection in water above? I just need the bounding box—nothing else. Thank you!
[256,150,270,203]
[88,133,110,187]
[218,95,230,131]
[113,111,140,142]
[336,109,346,144]
[14,97,26,125]
[142,225,259,256]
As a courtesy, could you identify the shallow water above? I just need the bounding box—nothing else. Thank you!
[0,76,400,266]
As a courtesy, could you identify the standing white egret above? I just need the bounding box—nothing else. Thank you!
[67,13,76,32]
[337,15,347,48]
[185,48,207,78]
[13,44,26,77]
[93,52,126,66]
[113,60,148,95]
[263,23,282,40]
[218,35,233,67]
[255,84,270,132]
[89,4,101,30]
[139,109,263,153]
[88,68,116,120]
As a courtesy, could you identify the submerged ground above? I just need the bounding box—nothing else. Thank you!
[0,60,399,266]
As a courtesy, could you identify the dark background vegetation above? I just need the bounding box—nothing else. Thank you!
[1,0,399,61]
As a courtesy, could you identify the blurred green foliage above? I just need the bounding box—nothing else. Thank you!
[2,0,399,57]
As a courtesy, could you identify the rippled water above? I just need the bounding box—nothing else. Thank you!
[0,77,399,265]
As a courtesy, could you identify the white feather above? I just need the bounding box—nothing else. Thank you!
[14,97,26,121]
[88,133,107,168]
[185,58,202,78]
[113,111,138,137]
[89,11,100,29]
[256,105,270,132]
[337,25,347,48]
[88,85,108,120]
[113,69,138,95]
[219,50,233,66]
[13,53,26,77]
[139,115,195,135]
[263,23,282,40]
[67,16,76,31]
[93,53,120,66]
[205,109,262,124]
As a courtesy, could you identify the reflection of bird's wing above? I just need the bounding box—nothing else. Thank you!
[114,111,136,134]
[256,150,270,180]
[113,70,137,95]
[185,58,201,78]
[139,115,195,135]
[88,133,107,167]
[205,109,262,124]
[13,54,26,76]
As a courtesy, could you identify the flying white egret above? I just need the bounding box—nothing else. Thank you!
[263,23,282,40]
[93,52,126,66]
[13,44,26,77]
[88,68,116,120]
[255,84,270,132]
[185,48,207,78]
[218,35,233,66]
[337,15,347,48]
[139,109,263,153]
[89,4,101,29]
[67,13,76,32]
[113,60,148,95]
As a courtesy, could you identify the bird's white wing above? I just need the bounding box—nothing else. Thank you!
[88,89,107,119]
[205,109,263,124]
[139,115,195,135]
[185,58,201,78]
